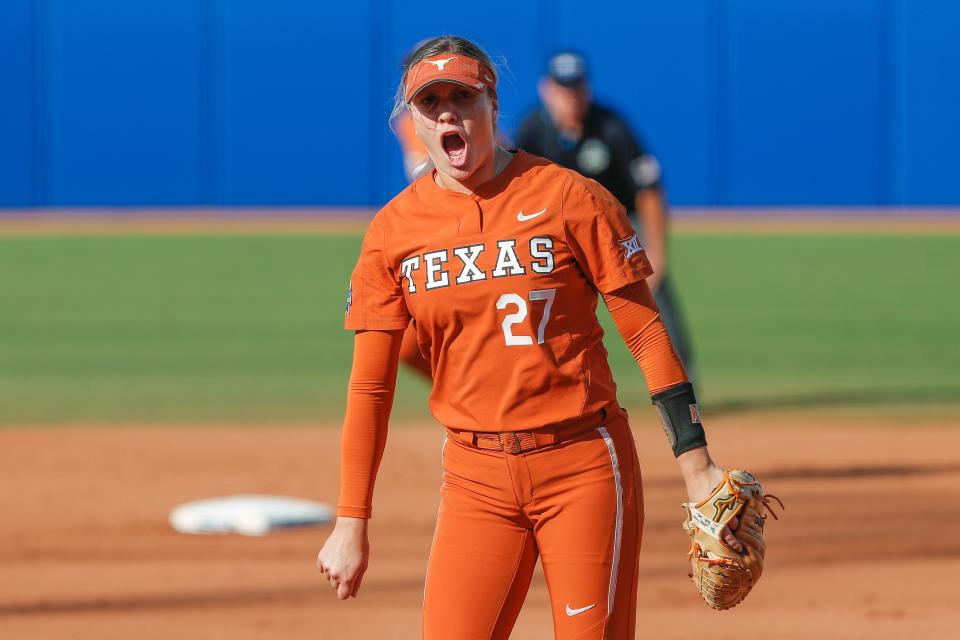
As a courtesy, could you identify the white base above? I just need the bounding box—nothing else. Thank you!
[170,494,333,536]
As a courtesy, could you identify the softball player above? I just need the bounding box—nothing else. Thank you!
[317,36,740,639]
[515,50,695,375]
[392,110,435,379]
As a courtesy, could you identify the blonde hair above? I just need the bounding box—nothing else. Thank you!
[389,35,500,131]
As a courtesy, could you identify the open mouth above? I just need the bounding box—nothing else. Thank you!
[441,131,467,165]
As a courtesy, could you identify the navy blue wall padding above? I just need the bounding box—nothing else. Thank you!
[2,0,959,207]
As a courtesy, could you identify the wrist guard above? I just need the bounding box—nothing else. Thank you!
[651,382,707,457]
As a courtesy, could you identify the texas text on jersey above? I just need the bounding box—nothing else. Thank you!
[398,236,557,292]
[345,151,652,432]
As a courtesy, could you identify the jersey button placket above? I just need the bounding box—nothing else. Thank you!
[457,198,483,236]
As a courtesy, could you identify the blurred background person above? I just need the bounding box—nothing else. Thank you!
[393,42,434,183]
[394,110,432,183]
[515,50,696,378]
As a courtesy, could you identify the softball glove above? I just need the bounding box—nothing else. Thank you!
[682,469,783,610]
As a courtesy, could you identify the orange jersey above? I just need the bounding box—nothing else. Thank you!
[345,151,653,431]
[394,111,427,156]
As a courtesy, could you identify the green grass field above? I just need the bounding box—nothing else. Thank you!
[1,230,958,424]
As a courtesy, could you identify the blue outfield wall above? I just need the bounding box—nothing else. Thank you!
[2,0,959,208]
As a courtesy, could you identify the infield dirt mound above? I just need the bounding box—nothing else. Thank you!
[2,415,958,639]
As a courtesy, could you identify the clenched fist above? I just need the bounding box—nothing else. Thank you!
[317,516,370,600]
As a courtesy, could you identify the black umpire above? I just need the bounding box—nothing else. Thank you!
[514,49,696,378]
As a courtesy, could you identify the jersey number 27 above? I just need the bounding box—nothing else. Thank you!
[496,289,556,346]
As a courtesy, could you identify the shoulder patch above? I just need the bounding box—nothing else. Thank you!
[618,233,643,259]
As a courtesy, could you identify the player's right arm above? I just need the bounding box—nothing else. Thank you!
[317,328,404,599]
[318,214,410,599]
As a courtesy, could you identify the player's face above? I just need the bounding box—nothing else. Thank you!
[408,81,498,187]
[541,78,590,130]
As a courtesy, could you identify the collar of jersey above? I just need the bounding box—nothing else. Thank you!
[418,150,529,205]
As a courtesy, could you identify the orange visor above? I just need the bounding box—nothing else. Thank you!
[404,54,496,103]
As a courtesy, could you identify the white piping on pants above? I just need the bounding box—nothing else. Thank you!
[597,426,623,616]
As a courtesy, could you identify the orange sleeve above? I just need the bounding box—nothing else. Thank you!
[345,215,411,331]
[336,329,404,519]
[562,175,654,294]
[602,281,688,394]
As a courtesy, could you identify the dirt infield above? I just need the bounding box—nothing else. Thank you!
[2,414,958,639]
[2,207,960,236]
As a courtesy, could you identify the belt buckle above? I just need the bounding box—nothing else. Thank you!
[499,432,522,454]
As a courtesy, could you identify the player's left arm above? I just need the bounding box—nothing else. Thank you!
[602,281,742,551]
[562,176,732,520]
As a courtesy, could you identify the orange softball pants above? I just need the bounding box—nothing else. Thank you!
[423,410,643,639]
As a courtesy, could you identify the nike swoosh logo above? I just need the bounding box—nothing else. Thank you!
[517,208,547,222]
[565,603,596,617]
